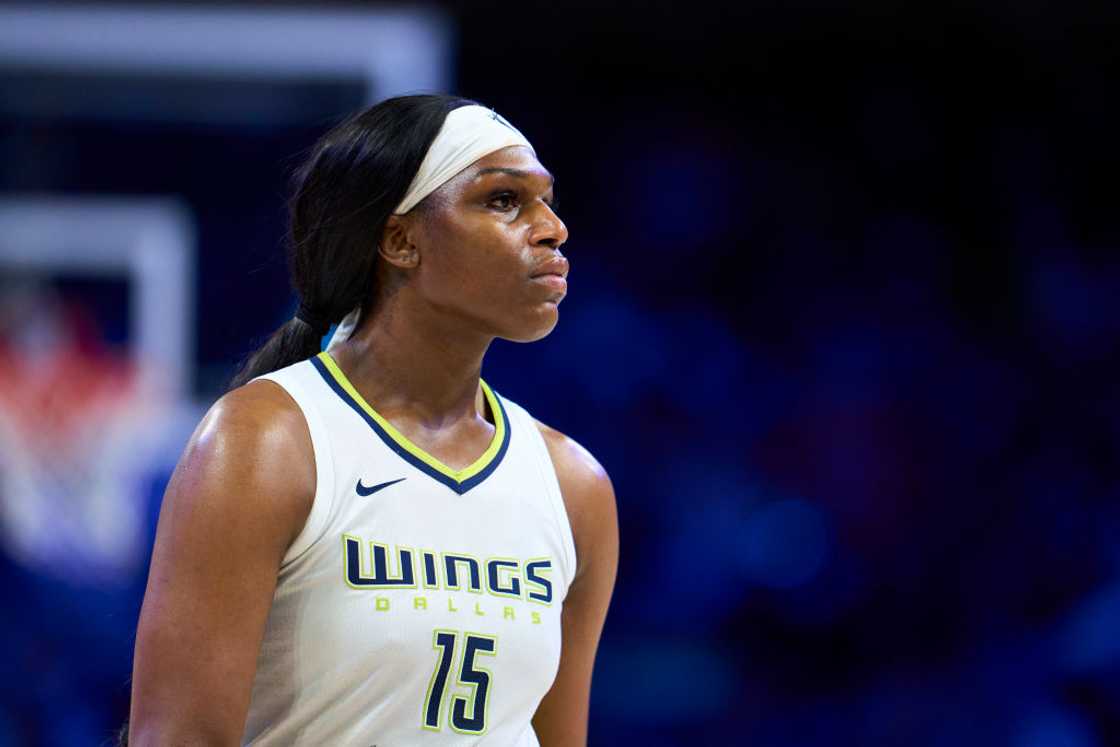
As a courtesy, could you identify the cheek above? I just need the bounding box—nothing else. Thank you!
[417,219,482,287]
[415,214,532,310]
[449,226,522,279]
[421,236,510,303]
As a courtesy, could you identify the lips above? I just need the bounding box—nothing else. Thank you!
[532,274,568,293]
[530,256,569,280]
[529,256,569,298]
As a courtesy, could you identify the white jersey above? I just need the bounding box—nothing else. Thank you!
[242,352,577,746]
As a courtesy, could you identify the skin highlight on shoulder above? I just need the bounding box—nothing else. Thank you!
[534,420,616,579]
[210,378,310,454]
[197,379,316,546]
[535,420,610,488]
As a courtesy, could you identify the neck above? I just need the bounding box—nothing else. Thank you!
[329,291,493,427]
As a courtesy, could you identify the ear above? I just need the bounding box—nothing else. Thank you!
[378,215,420,269]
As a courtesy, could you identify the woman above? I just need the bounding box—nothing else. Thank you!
[128,95,618,745]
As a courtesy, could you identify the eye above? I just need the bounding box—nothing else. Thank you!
[487,191,519,211]
[544,195,559,213]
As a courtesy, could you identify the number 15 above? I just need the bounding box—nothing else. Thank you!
[423,629,498,735]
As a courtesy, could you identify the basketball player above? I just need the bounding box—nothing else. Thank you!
[127,96,618,745]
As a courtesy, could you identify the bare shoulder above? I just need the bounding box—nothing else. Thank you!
[534,420,617,579]
[206,377,307,441]
[535,421,611,492]
[168,378,315,551]
[196,379,313,490]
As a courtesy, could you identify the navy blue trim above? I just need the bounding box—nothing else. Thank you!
[457,393,511,493]
[310,355,511,495]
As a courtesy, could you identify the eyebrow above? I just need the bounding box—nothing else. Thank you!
[475,167,555,185]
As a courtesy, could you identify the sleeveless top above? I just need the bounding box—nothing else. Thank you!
[241,352,577,746]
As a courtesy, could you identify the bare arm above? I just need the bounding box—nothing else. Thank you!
[532,423,619,747]
[128,380,314,746]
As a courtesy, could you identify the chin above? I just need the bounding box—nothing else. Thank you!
[501,305,560,343]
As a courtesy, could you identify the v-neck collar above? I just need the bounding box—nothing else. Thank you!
[310,351,511,495]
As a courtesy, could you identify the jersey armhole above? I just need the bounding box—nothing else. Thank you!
[255,369,337,568]
[508,400,578,591]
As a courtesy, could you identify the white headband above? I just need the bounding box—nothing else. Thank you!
[325,104,533,350]
[393,104,535,214]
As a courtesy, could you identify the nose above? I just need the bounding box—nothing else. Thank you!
[529,202,568,250]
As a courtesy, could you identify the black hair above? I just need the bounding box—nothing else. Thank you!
[228,93,477,390]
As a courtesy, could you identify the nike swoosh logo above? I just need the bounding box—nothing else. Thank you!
[355,477,407,496]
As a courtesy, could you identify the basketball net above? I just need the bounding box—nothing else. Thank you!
[0,302,168,585]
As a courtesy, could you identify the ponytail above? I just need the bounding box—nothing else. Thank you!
[227,94,477,390]
[227,318,324,390]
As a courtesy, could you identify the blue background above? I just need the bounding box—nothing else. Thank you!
[0,2,1118,745]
